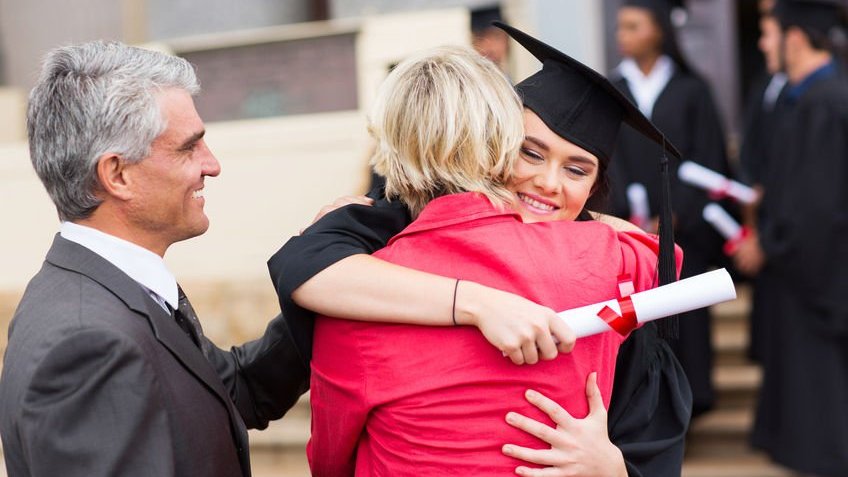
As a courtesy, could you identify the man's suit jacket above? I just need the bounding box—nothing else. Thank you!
[0,235,308,477]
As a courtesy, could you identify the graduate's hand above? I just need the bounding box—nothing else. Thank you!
[501,373,627,477]
[733,232,766,276]
[590,211,646,234]
[304,195,375,232]
[455,281,576,365]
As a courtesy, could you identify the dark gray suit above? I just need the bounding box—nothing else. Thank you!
[0,235,309,476]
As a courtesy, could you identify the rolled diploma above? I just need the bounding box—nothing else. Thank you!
[558,268,736,338]
[626,183,650,227]
[703,203,742,240]
[678,161,757,204]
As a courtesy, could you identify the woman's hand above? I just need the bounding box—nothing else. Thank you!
[501,373,627,477]
[454,281,577,365]
[304,195,374,232]
[590,211,646,234]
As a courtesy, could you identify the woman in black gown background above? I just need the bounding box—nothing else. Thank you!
[606,0,731,416]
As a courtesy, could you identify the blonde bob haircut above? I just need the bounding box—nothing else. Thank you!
[369,45,524,217]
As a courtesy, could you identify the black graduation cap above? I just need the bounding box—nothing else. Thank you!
[773,0,848,34]
[495,22,681,164]
[471,6,503,34]
[495,21,681,300]
[624,0,686,21]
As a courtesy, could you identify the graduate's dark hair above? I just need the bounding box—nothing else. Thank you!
[773,1,848,59]
[641,4,693,74]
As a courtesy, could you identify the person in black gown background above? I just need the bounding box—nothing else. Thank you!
[733,1,848,475]
[605,0,731,417]
[735,0,787,364]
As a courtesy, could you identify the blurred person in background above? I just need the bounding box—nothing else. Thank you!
[735,0,787,363]
[735,1,848,475]
[470,5,510,71]
[606,0,732,417]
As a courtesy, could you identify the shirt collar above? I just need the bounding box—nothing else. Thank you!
[785,60,837,103]
[60,221,179,309]
[389,193,521,245]
[617,55,675,117]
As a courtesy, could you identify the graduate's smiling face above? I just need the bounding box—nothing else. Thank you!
[507,109,599,223]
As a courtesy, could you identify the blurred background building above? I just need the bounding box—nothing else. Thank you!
[0,1,779,475]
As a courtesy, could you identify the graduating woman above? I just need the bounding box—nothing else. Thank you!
[269,25,692,476]
[607,0,732,415]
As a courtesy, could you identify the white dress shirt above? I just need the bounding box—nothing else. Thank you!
[60,222,178,312]
[617,55,675,118]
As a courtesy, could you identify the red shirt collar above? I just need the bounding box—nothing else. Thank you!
[389,192,522,245]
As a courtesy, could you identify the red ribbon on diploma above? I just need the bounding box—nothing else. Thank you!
[723,226,751,256]
[598,275,639,336]
[597,297,638,336]
[709,179,732,201]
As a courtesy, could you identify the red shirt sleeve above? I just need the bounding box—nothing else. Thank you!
[617,231,684,292]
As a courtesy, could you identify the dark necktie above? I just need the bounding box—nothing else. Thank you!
[173,286,204,349]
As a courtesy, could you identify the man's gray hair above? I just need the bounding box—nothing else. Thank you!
[27,40,200,221]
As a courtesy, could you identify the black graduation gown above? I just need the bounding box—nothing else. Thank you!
[607,68,731,416]
[739,73,786,186]
[738,73,787,363]
[267,187,692,477]
[750,65,848,476]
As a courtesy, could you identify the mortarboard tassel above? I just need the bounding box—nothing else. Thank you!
[656,136,679,339]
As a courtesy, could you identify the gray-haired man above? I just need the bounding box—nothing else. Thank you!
[0,41,306,476]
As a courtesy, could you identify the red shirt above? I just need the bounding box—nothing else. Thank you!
[308,193,679,476]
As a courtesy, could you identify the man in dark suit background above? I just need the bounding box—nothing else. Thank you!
[0,41,306,476]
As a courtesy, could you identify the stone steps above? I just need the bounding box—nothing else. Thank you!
[681,283,790,476]
[682,453,792,477]
[249,395,311,474]
[687,407,754,458]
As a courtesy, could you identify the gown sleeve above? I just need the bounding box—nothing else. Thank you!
[266,188,412,366]
[608,323,693,477]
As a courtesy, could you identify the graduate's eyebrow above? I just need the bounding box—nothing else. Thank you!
[524,135,549,151]
[525,135,597,166]
[569,155,597,167]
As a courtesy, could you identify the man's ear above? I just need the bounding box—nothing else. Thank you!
[95,153,132,201]
[784,25,806,51]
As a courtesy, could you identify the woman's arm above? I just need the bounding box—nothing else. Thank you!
[293,253,575,365]
[269,195,575,365]
[501,373,627,477]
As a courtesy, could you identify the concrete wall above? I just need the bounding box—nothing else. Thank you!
[505,0,607,84]
[0,0,126,91]
[182,32,359,120]
[330,0,495,18]
[0,87,24,142]
[147,0,312,41]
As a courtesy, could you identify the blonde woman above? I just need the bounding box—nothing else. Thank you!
[299,29,685,475]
